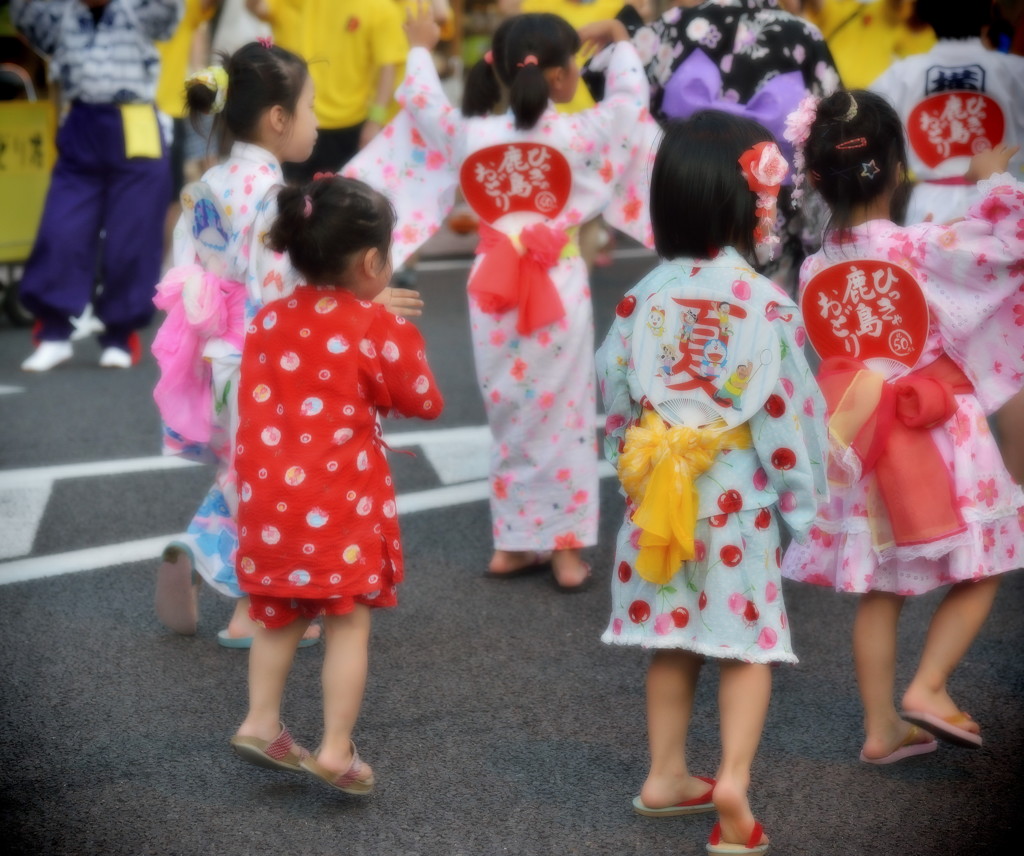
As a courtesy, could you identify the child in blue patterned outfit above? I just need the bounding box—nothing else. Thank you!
[597,111,828,856]
[13,0,183,371]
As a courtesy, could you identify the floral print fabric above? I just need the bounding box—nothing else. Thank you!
[598,248,828,662]
[235,289,442,602]
[597,0,840,294]
[161,142,301,597]
[782,176,1024,595]
[346,42,654,552]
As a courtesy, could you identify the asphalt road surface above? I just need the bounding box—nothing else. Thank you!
[1,247,1022,856]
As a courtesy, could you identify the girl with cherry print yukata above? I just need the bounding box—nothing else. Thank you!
[781,90,1024,765]
[598,113,827,855]
[345,7,658,589]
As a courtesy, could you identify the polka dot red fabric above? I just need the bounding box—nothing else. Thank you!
[236,288,442,604]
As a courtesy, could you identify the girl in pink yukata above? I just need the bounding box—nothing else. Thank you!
[598,113,828,856]
[781,89,1024,764]
[230,176,443,793]
[344,6,657,589]
[151,41,421,645]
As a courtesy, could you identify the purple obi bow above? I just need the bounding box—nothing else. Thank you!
[662,49,805,182]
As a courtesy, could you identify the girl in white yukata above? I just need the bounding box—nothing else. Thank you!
[867,0,1024,486]
[346,8,658,589]
[781,90,1024,766]
[598,113,828,856]
[151,41,420,645]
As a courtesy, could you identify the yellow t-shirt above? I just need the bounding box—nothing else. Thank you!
[807,0,936,89]
[520,0,627,113]
[266,0,408,128]
[155,0,216,118]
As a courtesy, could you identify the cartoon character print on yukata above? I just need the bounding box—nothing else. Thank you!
[599,259,828,663]
[650,291,780,427]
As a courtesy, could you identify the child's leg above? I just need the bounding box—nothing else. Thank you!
[551,548,591,589]
[235,618,311,740]
[713,661,771,848]
[639,650,708,808]
[994,390,1024,484]
[314,605,373,776]
[853,590,926,758]
[901,576,1000,731]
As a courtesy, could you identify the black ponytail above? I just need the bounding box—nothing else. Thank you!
[185,42,308,145]
[461,13,579,130]
[267,177,395,285]
[462,55,502,118]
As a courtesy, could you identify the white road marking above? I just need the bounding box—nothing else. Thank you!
[0,423,616,585]
[0,384,24,396]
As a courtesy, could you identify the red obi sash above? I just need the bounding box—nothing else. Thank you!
[819,354,974,547]
[467,221,568,336]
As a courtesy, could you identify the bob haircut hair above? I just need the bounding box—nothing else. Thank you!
[650,111,773,261]
[267,176,395,286]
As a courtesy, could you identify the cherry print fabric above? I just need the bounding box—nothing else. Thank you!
[597,248,828,662]
[236,289,442,602]
[345,42,655,552]
[343,44,658,270]
[159,142,303,597]
[782,176,1024,594]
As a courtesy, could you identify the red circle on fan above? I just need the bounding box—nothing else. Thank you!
[801,260,929,376]
[907,92,1005,169]
[459,143,572,224]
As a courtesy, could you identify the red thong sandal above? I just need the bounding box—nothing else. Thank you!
[632,776,716,817]
[230,723,310,773]
[707,820,770,855]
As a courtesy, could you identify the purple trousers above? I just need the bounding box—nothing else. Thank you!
[20,101,170,347]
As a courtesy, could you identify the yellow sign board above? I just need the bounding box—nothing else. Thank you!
[0,100,57,263]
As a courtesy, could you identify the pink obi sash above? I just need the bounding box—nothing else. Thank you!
[467,222,568,335]
[152,264,247,445]
[818,354,974,547]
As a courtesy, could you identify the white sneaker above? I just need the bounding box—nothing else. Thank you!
[98,346,133,369]
[21,340,73,372]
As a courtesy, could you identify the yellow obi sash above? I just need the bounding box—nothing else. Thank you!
[618,410,753,585]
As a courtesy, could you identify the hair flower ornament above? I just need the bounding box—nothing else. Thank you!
[738,141,789,264]
[782,93,819,205]
[186,65,229,114]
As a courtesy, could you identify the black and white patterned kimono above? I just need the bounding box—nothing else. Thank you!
[586,0,841,294]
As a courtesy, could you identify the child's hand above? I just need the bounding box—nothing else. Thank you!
[965,144,1020,182]
[404,0,441,50]
[577,19,629,54]
[375,286,424,317]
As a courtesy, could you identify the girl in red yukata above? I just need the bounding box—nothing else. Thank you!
[229,175,443,794]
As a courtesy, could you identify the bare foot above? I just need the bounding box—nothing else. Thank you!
[900,686,981,738]
[313,743,375,787]
[639,773,714,810]
[224,597,322,643]
[861,720,936,762]
[487,550,550,576]
[551,548,591,590]
[155,545,199,635]
[712,777,768,851]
